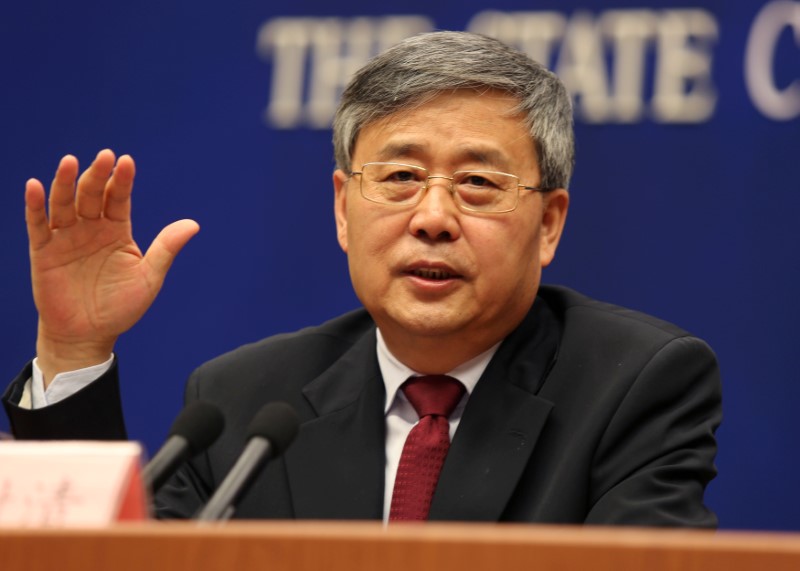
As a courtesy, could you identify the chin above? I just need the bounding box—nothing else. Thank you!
[384,306,473,338]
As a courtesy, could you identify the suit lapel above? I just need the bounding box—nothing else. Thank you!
[284,329,386,520]
[429,299,560,521]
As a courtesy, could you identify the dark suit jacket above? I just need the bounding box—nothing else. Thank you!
[3,285,722,526]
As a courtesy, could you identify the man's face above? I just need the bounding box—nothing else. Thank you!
[333,89,569,372]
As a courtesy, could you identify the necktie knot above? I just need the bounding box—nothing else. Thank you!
[402,375,465,419]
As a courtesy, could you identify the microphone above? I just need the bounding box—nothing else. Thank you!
[196,401,299,522]
[142,401,225,493]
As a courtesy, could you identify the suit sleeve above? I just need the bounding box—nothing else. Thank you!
[585,335,722,527]
[2,359,127,440]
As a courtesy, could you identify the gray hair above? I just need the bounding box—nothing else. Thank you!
[332,31,574,190]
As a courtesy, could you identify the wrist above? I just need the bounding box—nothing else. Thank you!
[36,325,116,388]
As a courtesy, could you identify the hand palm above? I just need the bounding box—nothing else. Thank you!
[26,150,199,375]
[32,219,154,343]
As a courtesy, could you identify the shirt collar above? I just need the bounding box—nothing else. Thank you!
[376,328,500,414]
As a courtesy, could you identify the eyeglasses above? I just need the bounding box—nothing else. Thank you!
[349,162,548,214]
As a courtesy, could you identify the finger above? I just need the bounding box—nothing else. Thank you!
[25,178,51,250]
[48,155,80,229]
[143,219,200,279]
[76,149,116,220]
[103,154,136,222]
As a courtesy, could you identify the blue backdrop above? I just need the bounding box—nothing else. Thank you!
[1,0,798,530]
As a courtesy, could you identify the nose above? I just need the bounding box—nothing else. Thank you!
[408,176,461,241]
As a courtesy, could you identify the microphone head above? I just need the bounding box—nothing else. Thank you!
[247,402,300,457]
[169,401,226,455]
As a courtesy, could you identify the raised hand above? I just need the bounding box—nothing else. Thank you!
[26,150,199,385]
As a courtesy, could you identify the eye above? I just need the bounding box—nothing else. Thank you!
[361,163,427,205]
[386,169,420,183]
[457,172,505,190]
[367,163,426,184]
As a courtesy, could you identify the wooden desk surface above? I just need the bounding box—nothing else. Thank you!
[2,521,800,571]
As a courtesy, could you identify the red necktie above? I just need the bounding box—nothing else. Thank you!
[389,375,465,521]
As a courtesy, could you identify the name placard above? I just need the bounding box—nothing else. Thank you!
[0,441,148,527]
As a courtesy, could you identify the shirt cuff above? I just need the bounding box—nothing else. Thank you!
[29,355,114,409]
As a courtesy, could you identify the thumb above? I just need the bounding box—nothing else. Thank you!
[143,219,201,278]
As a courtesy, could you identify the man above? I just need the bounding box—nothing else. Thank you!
[3,32,721,526]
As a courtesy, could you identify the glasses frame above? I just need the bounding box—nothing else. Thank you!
[349,162,550,214]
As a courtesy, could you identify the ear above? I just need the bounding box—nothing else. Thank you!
[333,169,349,252]
[538,188,569,267]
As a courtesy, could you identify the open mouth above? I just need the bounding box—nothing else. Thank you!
[409,268,458,280]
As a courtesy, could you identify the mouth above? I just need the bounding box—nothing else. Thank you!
[409,268,456,280]
[404,264,463,281]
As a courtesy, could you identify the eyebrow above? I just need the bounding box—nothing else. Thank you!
[374,142,426,162]
[374,142,513,170]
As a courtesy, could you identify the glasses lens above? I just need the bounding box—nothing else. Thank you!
[361,163,427,205]
[453,171,518,212]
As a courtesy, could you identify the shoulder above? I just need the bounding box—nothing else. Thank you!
[534,286,720,393]
[190,307,375,384]
[536,284,719,385]
[538,284,704,349]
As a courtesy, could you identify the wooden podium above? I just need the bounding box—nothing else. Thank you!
[3,522,800,570]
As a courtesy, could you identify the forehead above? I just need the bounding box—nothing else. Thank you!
[351,90,539,172]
